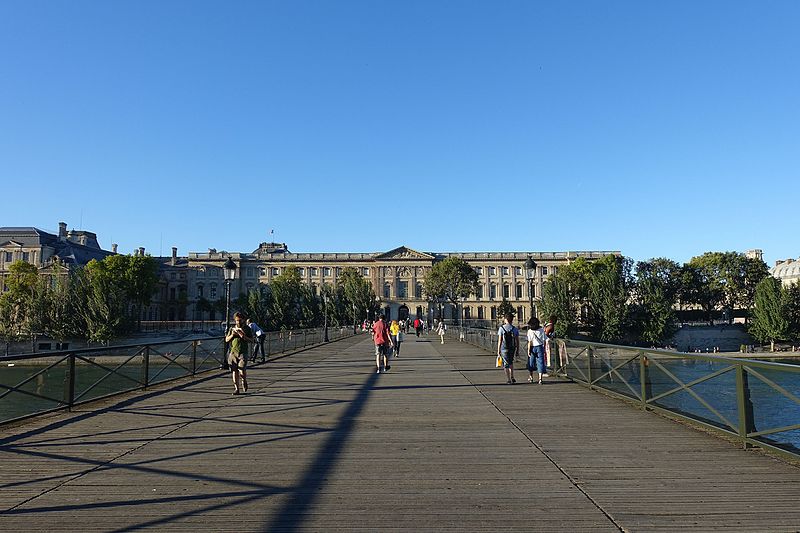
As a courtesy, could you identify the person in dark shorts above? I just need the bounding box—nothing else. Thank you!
[225,312,253,394]
[496,313,519,384]
[372,314,393,373]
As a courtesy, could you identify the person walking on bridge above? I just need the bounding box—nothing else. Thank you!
[389,320,402,358]
[225,312,253,394]
[247,318,266,363]
[497,313,519,384]
[373,314,393,373]
[526,317,547,384]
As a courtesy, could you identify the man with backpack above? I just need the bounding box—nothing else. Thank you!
[497,313,519,384]
[413,317,422,337]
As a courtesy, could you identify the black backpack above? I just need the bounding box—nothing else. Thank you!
[502,325,516,353]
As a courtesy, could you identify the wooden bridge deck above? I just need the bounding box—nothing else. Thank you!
[1,333,799,532]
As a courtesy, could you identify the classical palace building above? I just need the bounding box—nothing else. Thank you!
[183,243,619,325]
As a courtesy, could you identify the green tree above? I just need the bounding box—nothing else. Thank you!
[244,284,272,328]
[76,259,129,342]
[749,277,789,352]
[423,257,480,310]
[497,298,515,320]
[102,254,160,328]
[786,282,800,341]
[1,261,43,348]
[587,255,633,343]
[269,265,304,329]
[340,266,378,324]
[539,268,577,338]
[632,258,681,345]
[42,268,83,343]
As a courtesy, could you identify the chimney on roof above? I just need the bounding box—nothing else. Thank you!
[138,247,145,257]
[58,222,67,240]
[111,243,118,253]
[208,248,216,254]
[171,247,177,266]
[776,260,784,267]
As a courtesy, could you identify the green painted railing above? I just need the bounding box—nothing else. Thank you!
[0,327,354,426]
[449,326,800,460]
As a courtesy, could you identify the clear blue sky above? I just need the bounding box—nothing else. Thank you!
[2,1,798,266]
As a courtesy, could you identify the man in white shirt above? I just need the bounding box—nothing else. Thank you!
[247,318,266,363]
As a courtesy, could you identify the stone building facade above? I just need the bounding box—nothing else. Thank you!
[180,244,619,325]
[0,222,114,291]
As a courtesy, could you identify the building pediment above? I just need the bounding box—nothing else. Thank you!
[0,240,25,248]
[374,246,435,261]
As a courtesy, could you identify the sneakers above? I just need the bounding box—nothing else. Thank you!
[385,365,391,371]
[506,380,512,385]
[542,373,550,377]
[511,377,516,384]
[376,368,382,374]
[232,389,240,395]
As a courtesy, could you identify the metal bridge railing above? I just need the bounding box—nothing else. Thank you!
[0,326,354,426]
[447,326,800,460]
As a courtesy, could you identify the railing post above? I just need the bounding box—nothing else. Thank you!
[587,345,593,388]
[282,332,287,353]
[736,364,756,449]
[66,353,76,411]
[304,329,308,347]
[142,346,150,390]
[192,341,198,375]
[640,352,651,410]
[266,331,271,357]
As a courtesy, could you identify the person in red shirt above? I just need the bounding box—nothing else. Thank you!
[372,314,394,373]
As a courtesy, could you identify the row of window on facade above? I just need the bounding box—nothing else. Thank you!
[2,251,32,263]
[190,264,555,281]
[380,282,537,300]
[474,265,554,277]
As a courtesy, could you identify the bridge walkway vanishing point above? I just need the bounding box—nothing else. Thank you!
[1,333,800,532]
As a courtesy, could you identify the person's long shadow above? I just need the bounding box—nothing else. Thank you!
[262,369,379,532]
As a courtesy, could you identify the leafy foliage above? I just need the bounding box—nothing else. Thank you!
[423,257,480,307]
[749,277,789,351]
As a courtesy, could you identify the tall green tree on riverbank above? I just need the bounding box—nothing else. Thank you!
[749,277,790,352]
[631,258,681,344]
[539,267,578,338]
[587,255,633,343]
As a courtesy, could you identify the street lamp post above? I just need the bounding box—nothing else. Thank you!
[352,302,357,334]
[222,257,237,368]
[524,256,537,321]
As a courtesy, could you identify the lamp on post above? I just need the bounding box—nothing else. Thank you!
[524,255,537,321]
[222,257,237,367]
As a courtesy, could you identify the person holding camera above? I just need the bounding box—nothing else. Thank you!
[225,312,254,394]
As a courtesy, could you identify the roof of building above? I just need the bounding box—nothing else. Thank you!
[0,227,58,247]
[772,259,800,279]
[51,241,114,266]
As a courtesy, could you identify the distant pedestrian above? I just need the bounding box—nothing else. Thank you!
[497,313,519,384]
[413,317,422,337]
[225,312,253,394]
[372,314,393,373]
[543,315,557,376]
[247,318,266,363]
[437,320,446,344]
[526,317,547,384]
[389,320,401,358]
